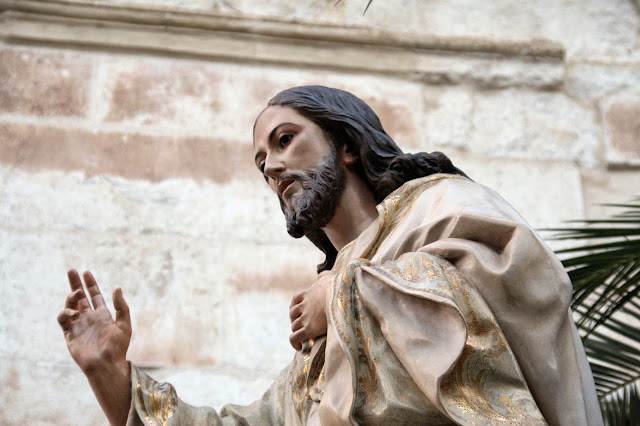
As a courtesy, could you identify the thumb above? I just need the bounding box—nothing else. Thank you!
[113,287,132,335]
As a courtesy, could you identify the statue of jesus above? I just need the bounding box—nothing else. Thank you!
[58,86,603,425]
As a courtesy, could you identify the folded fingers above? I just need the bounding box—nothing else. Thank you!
[291,316,304,333]
[289,302,303,322]
[65,288,86,309]
[289,328,305,351]
[289,291,305,308]
[57,308,79,332]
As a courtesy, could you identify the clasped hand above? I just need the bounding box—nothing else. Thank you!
[288,270,336,351]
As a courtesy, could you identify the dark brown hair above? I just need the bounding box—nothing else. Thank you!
[268,85,468,272]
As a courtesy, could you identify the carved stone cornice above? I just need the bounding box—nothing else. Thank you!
[0,0,565,88]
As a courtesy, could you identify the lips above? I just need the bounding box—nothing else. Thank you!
[278,178,295,197]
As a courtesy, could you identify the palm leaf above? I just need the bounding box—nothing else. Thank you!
[363,0,373,14]
[546,198,640,425]
[333,0,373,15]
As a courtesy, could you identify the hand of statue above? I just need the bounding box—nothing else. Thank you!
[288,270,336,351]
[57,269,131,375]
[57,269,132,426]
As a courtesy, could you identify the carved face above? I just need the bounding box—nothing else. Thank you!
[253,106,346,238]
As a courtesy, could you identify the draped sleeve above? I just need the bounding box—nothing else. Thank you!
[126,354,310,426]
[321,175,602,426]
[321,254,547,425]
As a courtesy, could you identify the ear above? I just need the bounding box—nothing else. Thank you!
[341,144,359,167]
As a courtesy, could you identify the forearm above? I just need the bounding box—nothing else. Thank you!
[85,359,132,426]
[130,363,290,425]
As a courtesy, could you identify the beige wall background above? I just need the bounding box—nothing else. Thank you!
[1,0,639,424]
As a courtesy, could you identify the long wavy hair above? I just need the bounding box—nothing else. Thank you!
[267,85,468,272]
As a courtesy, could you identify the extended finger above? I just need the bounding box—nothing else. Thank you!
[83,271,106,309]
[67,269,83,291]
[57,308,79,331]
[113,287,132,336]
[64,288,86,309]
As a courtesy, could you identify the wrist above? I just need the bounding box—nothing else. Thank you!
[83,355,130,382]
[84,358,132,426]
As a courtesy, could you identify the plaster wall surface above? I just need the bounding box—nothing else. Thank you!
[0,0,639,424]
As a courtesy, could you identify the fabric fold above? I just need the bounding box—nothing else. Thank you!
[327,254,547,425]
[125,174,602,425]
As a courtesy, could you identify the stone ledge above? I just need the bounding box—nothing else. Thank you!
[0,0,565,88]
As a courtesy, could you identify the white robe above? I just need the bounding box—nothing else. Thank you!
[128,174,602,425]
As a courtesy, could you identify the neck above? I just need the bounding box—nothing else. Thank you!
[322,173,378,251]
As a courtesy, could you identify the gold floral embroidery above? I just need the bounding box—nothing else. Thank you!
[362,174,467,260]
[292,337,327,418]
[329,174,546,425]
[148,383,176,426]
[134,369,177,426]
[136,379,156,426]
[436,260,545,425]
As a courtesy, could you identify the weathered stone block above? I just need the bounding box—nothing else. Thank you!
[565,63,640,102]
[0,162,302,246]
[95,57,427,148]
[97,58,224,130]
[600,93,640,165]
[421,86,473,152]
[0,122,256,183]
[97,58,422,145]
[0,47,90,117]
[201,0,639,61]
[431,89,602,167]
[582,169,640,219]
[449,153,584,230]
[64,0,213,10]
[95,59,299,141]
[532,0,640,59]
[0,357,105,424]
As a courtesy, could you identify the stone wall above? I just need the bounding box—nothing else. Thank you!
[0,0,639,424]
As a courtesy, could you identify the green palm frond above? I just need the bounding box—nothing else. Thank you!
[546,199,640,425]
[363,0,373,14]
[333,0,373,14]
[598,371,640,426]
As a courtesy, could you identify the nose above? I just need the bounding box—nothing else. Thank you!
[263,152,285,180]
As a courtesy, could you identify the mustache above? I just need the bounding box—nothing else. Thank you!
[276,171,305,203]
[277,168,329,203]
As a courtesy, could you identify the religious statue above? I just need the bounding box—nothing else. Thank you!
[58,86,603,425]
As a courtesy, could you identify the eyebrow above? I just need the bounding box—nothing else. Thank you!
[254,122,296,165]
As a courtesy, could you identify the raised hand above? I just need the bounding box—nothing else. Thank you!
[58,269,131,373]
[57,269,132,426]
[288,270,336,351]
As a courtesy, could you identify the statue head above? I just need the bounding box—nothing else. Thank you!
[256,85,468,272]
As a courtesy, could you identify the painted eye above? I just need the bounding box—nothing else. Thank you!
[279,134,293,147]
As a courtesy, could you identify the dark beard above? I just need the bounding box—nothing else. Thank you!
[280,150,346,239]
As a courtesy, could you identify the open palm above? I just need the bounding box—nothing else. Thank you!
[57,269,131,374]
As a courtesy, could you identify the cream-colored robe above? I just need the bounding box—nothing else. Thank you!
[127,174,602,425]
